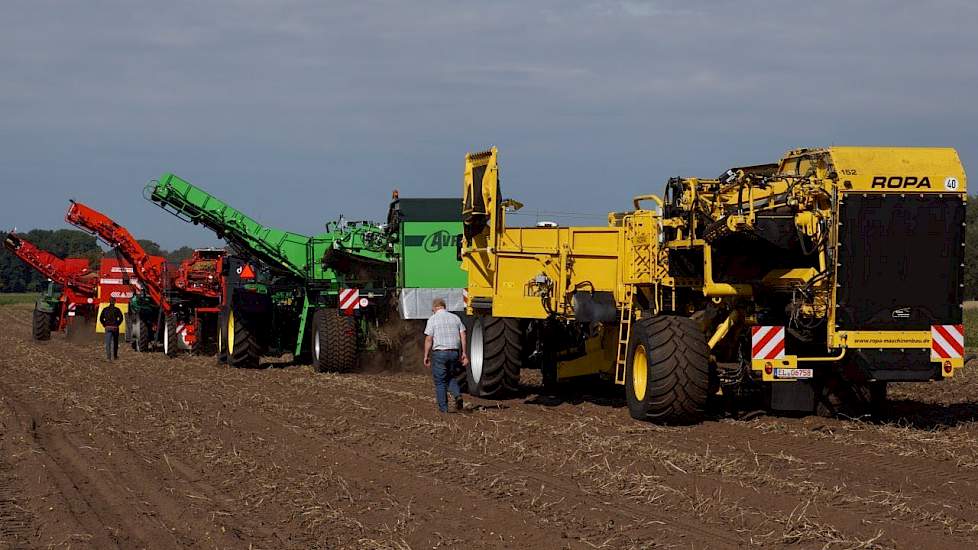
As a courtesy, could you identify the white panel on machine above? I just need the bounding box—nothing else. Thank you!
[399,288,465,319]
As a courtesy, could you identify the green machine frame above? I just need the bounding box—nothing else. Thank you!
[148,175,467,370]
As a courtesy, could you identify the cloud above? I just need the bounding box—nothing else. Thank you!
[1,0,976,247]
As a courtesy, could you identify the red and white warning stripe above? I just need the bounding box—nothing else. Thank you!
[751,326,785,360]
[67,303,77,317]
[462,289,469,306]
[931,324,964,359]
[339,288,360,315]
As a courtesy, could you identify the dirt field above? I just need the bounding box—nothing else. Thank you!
[1,302,977,549]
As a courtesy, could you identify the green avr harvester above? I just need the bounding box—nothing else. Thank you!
[148,175,465,370]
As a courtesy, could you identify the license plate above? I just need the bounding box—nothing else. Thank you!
[774,368,813,379]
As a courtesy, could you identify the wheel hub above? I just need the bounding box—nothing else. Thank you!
[228,311,235,356]
[470,321,484,384]
[632,344,648,401]
[314,329,321,360]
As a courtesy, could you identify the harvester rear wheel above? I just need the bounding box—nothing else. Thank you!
[311,309,327,372]
[227,308,259,369]
[163,315,179,358]
[625,315,710,423]
[32,308,52,341]
[314,308,357,372]
[454,317,475,395]
[465,316,521,397]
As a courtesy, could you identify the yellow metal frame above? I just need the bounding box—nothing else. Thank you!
[95,302,129,334]
[830,330,931,348]
[751,356,800,382]
[556,326,618,380]
[461,146,969,388]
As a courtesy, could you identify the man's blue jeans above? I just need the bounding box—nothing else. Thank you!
[431,350,462,412]
[104,329,119,360]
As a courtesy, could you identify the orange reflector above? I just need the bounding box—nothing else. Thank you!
[764,362,773,375]
[240,264,256,279]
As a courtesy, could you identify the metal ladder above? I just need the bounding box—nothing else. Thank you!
[614,286,634,384]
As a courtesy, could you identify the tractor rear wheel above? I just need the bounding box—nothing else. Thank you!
[465,316,521,397]
[625,315,710,423]
[216,311,228,364]
[227,308,259,369]
[313,308,357,372]
[32,308,52,341]
[131,315,152,352]
[163,315,179,358]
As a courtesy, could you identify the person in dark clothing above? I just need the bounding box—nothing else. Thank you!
[100,297,124,360]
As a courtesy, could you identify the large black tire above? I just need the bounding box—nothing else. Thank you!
[163,315,179,358]
[216,310,228,364]
[32,308,52,341]
[312,308,357,372]
[625,315,710,423]
[227,308,259,369]
[454,317,475,395]
[465,316,521,397]
[131,315,152,352]
[310,309,327,372]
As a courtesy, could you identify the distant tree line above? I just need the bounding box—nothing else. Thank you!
[0,229,196,292]
[965,197,978,301]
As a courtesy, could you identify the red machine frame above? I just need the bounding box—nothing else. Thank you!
[3,232,98,332]
[65,201,226,354]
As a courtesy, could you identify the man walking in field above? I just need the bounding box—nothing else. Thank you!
[424,297,468,413]
[100,297,123,360]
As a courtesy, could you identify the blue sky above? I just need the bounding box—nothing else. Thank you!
[2,0,976,248]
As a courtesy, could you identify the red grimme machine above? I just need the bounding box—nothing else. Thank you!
[65,201,225,355]
[3,232,98,340]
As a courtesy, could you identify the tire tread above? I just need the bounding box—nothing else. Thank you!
[627,315,709,423]
[32,308,52,341]
[319,309,357,373]
[469,316,521,397]
[228,309,259,368]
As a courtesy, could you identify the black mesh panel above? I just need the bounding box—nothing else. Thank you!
[836,193,964,330]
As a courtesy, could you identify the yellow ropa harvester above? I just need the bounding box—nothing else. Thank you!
[460,146,967,422]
